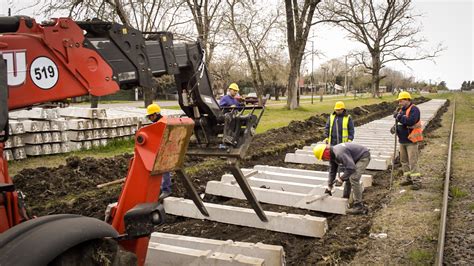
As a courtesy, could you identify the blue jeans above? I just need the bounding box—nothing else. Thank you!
[161,172,172,193]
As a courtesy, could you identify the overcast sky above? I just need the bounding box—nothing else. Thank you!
[2,0,473,90]
[305,0,473,90]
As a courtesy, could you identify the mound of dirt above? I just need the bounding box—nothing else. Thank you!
[13,97,440,265]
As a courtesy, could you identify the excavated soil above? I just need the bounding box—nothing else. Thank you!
[13,97,447,265]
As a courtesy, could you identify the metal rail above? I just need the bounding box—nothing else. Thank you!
[435,100,456,265]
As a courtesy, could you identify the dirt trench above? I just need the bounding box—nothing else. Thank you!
[13,97,444,265]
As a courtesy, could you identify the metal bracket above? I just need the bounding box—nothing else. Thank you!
[227,158,268,222]
[175,168,209,217]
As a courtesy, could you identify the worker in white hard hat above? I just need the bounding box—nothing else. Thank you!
[313,142,371,215]
[219,83,244,108]
[324,101,354,146]
[146,103,172,199]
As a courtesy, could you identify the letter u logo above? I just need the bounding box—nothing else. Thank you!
[2,50,27,87]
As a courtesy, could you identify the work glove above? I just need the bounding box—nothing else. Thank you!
[334,177,343,187]
[395,113,403,121]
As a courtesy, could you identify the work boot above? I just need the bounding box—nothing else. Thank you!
[346,202,368,215]
[400,172,413,186]
[159,191,172,200]
[411,182,422,190]
[400,179,413,186]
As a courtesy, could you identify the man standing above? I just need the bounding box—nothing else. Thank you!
[313,142,371,215]
[394,91,423,190]
[324,101,354,146]
[219,83,244,108]
[146,103,172,199]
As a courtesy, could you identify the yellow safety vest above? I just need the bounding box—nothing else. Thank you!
[329,114,350,144]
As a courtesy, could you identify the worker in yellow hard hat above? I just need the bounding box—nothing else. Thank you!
[146,103,162,122]
[313,142,371,215]
[146,103,172,199]
[219,83,244,108]
[323,101,354,145]
[393,91,423,190]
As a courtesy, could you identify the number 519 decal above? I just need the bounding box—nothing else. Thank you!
[29,57,59,90]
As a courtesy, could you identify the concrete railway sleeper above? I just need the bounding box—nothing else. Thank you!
[4,98,449,265]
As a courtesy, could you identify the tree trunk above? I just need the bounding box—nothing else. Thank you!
[143,87,154,107]
[371,53,381,98]
[90,96,99,108]
[287,66,299,109]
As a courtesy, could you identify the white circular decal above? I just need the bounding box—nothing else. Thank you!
[29,57,59,90]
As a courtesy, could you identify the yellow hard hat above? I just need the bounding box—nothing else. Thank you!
[334,101,345,110]
[313,143,327,160]
[146,103,161,115]
[228,83,239,92]
[397,91,412,100]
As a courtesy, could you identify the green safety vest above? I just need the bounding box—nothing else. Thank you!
[329,114,350,144]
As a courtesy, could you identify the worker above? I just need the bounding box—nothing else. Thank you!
[313,142,371,215]
[394,91,423,190]
[324,101,355,146]
[219,83,244,108]
[146,103,172,199]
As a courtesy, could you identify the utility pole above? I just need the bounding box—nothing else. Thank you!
[321,67,327,102]
[311,40,314,104]
[344,55,348,96]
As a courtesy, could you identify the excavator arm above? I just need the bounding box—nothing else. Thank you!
[0,16,266,265]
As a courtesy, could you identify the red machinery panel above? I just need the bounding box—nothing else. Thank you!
[0,17,119,110]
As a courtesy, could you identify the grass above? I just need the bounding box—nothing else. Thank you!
[408,249,433,264]
[6,92,430,174]
[449,186,468,198]
[394,191,415,204]
[468,203,474,211]
[256,94,399,133]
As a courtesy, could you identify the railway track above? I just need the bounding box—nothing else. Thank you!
[435,100,455,265]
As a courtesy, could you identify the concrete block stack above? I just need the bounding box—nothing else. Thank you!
[3,121,27,161]
[5,108,70,159]
[59,107,138,152]
[3,106,184,160]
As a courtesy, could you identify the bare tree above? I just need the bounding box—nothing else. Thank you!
[225,0,282,105]
[185,0,225,66]
[31,0,194,107]
[320,0,443,97]
[320,58,345,93]
[285,0,321,109]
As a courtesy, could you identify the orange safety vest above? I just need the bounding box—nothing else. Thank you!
[401,104,423,143]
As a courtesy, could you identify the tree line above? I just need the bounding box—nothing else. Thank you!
[25,0,443,109]
[461,81,474,91]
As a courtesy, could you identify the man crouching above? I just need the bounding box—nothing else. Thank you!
[313,142,371,215]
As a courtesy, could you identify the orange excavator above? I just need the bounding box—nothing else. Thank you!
[0,16,266,265]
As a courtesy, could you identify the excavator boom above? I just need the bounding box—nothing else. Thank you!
[0,16,266,265]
